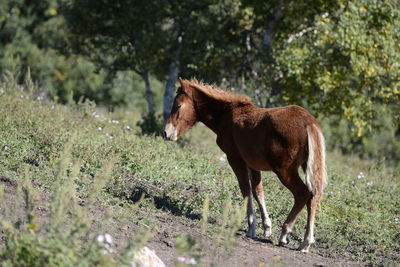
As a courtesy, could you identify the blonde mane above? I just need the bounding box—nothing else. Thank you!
[185,78,252,105]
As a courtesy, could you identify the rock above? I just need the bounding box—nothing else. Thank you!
[132,246,165,267]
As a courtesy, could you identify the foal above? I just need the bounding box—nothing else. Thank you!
[164,78,327,252]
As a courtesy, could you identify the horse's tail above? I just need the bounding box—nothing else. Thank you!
[305,124,328,204]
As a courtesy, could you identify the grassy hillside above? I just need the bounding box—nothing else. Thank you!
[0,78,399,265]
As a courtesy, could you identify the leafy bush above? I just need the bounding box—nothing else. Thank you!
[136,112,164,136]
[320,106,400,164]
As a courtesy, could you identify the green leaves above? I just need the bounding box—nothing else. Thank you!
[1,0,398,154]
[276,0,400,132]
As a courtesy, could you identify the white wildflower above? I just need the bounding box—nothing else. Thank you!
[97,235,104,243]
[98,127,102,131]
[177,256,197,265]
[105,233,112,244]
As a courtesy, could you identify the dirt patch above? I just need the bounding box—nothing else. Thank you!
[128,210,363,267]
[0,179,364,266]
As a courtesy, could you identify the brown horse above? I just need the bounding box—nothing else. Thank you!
[164,78,327,252]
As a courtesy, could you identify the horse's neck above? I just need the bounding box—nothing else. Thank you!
[194,94,229,135]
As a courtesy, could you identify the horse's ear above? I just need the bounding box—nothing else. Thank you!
[178,77,192,97]
[178,77,186,89]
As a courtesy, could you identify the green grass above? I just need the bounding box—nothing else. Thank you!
[0,76,399,265]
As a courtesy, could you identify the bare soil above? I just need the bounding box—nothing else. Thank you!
[0,179,364,267]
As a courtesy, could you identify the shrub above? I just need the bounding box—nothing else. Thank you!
[136,112,164,136]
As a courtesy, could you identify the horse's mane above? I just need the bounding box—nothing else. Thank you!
[184,78,252,105]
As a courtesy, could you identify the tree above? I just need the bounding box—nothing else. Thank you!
[181,0,399,133]
[64,0,170,113]
[0,0,110,104]
[175,0,340,106]
[157,1,219,123]
[274,0,400,134]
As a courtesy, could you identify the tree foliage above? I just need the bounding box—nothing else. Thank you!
[0,0,399,153]
[0,0,110,103]
[276,0,400,134]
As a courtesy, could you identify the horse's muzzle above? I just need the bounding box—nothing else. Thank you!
[164,131,175,141]
[164,123,178,141]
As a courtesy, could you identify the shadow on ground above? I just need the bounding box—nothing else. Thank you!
[130,186,201,220]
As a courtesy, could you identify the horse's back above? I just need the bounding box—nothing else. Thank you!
[266,105,319,127]
[230,104,318,171]
[236,105,319,137]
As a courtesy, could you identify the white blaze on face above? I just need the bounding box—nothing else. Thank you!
[164,123,178,141]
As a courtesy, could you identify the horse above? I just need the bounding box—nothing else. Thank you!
[164,78,327,252]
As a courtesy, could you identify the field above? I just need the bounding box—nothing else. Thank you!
[0,78,399,266]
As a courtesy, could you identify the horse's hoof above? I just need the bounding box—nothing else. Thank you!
[278,235,290,246]
[298,242,311,253]
[263,227,272,238]
[245,231,256,239]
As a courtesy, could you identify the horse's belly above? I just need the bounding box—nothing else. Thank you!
[242,153,272,171]
[233,136,273,171]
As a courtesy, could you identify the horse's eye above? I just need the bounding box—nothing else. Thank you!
[177,104,182,109]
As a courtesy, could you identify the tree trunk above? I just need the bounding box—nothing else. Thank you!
[142,71,154,114]
[163,61,178,124]
[243,30,262,106]
[163,33,183,124]
[263,7,282,48]
[262,6,283,108]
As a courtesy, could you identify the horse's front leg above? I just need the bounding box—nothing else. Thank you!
[249,168,272,238]
[227,154,256,238]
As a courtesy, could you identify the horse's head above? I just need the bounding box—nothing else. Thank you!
[164,78,197,141]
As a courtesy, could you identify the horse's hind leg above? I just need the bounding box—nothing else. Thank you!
[227,155,256,238]
[249,168,272,237]
[297,162,318,252]
[298,195,318,252]
[276,169,312,246]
